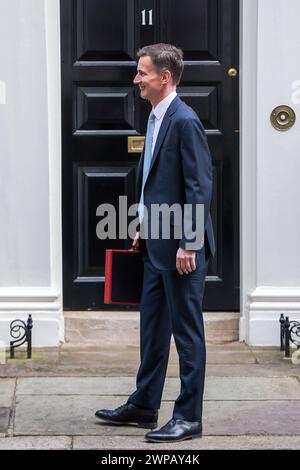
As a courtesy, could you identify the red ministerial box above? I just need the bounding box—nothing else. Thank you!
[104,249,144,305]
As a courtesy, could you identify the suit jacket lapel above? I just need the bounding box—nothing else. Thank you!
[136,95,182,200]
[149,95,182,175]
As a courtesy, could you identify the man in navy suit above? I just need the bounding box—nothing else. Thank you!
[96,43,215,443]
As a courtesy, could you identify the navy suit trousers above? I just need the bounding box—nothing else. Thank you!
[127,244,210,422]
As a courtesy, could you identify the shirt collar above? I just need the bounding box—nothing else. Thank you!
[152,90,177,121]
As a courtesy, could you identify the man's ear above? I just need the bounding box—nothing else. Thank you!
[161,69,171,84]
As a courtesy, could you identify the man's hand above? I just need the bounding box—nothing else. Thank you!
[176,248,197,275]
[132,231,140,250]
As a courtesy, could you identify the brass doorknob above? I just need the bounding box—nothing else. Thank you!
[228,68,238,77]
[270,105,296,131]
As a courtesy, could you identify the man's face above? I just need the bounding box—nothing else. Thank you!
[133,56,165,102]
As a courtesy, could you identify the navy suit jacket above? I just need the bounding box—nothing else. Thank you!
[136,95,215,270]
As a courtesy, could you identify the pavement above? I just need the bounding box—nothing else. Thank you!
[0,340,300,450]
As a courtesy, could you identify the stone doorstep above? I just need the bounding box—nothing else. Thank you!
[64,311,240,345]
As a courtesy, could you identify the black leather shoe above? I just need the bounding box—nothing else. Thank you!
[145,418,202,442]
[95,403,158,429]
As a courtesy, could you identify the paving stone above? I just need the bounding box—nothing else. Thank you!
[3,343,280,377]
[0,363,145,378]
[58,350,141,366]
[0,408,10,435]
[206,341,251,350]
[14,396,174,436]
[206,363,300,377]
[3,342,259,376]
[204,377,300,400]
[203,401,300,435]
[0,436,72,450]
[2,359,298,378]
[0,379,15,407]
[14,394,300,436]
[16,377,180,400]
[1,341,299,444]
[16,377,134,395]
[16,376,300,401]
[73,435,300,450]
[252,349,298,364]
[2,434,300,450]
[206,350,257,364]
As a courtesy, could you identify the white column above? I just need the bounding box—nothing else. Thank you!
[0,0,63,347]
[241,0,300,345]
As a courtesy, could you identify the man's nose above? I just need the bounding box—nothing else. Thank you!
[133,74,140,84]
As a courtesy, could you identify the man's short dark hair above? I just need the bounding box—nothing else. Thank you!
[137,43,184,86]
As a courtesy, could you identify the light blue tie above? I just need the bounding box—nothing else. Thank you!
[138,111,156,222]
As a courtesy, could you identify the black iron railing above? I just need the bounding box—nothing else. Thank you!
[10,314,33,359]
[279,314,300,358]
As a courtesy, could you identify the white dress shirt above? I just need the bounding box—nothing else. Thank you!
[150,90,177,154]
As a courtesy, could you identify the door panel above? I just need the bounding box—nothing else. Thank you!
[160,0,219,60]
[61,0,239,310]
[76,0,135,61]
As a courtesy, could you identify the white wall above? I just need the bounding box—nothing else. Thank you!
[0,0,63,346]
[257,1,300,286]
[241,0,300,345]
[0,0,50,286]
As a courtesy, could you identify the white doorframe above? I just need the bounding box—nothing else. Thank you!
[45,0,64,342]
[239,0,258,341]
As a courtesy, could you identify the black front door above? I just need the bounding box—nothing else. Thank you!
[61,0,239,310]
